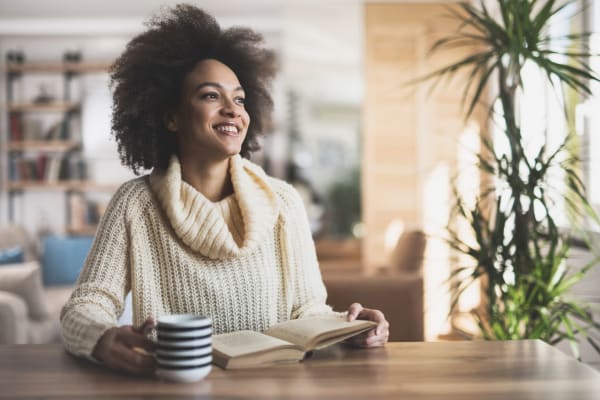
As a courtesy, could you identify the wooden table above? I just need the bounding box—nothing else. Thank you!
[2,340,599,399]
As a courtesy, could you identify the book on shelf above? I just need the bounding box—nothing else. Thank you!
[8,154,88,183]
[45,156,63,182]
[68,192,86,229]
[44,119,70,141]
[67,155,88,180]
[36,154,48,179]
[9,113,23,141]
[8,157,17,181]
[22,117,44,141]
[9,154,48,181]
[8,115,72,143]
[68,192,105,232]
[212,315,376,369]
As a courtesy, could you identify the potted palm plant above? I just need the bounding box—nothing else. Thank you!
[422,0,600,358]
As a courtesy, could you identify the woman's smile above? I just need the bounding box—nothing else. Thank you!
[213,122,241,136]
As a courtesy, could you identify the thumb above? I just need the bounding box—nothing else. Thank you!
[346,303,363,321]
[135,316,155,335]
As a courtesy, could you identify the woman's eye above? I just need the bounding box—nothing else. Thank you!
[201,92,219,100]
[235,97,246,105]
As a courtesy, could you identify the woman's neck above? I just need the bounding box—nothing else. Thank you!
[179,154,233,202]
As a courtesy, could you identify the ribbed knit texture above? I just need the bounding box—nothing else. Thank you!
[60,155,336,360]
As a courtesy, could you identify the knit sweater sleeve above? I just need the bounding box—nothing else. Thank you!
[274,181,343,319]
[60,181,136,360]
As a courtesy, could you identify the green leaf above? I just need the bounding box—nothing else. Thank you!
[466,60,499,119]
[560,315,580,360]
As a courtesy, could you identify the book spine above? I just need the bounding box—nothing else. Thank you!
[9,113,22,141]
[9,156,18,181]
[68,192,85,230]
[37,154,48,181]
[58,157,69,180]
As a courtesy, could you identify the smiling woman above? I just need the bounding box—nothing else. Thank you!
[167,60,251,196]
[59,3,389,377]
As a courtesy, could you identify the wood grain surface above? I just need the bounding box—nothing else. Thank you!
[1,340,599,399]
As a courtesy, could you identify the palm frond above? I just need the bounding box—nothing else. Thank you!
[414,0,600,356]
[466,60,499,119]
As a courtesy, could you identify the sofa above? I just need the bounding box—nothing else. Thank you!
[0,225,74,344]
[321,230,426,342]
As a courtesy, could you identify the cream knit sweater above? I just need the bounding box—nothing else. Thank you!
[60,155,336,359]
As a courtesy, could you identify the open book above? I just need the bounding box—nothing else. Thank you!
[212,316,376,369]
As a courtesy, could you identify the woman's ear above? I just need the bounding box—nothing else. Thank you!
[164,112,177,133]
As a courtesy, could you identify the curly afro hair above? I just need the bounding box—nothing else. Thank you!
[109,4,277,174]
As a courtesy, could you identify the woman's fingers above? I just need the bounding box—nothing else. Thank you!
[358,308,385,324]
[346,303,363,321]
[363,328,389,347]
[111,344,155,375]
[134,316,156,335]
[122,349,156,373]
[111,340,156,374]
[348,327,388,348]
[344,304,390,348]
[359,309,388,335]
[123,332,156,354]
[93,322,157,375]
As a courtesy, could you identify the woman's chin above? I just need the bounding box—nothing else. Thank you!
[214,135,243,155]
[220,141,244,157]
[223,145,243,157]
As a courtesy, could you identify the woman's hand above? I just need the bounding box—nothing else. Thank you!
[345,303,389,348]
[92,316,156,375]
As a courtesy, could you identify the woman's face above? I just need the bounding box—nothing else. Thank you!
[169,59,250,161]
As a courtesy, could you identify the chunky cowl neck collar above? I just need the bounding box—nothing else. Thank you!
[149,155,280,260]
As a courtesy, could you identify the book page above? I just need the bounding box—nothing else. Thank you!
[264,316,376,350]
[213,330,299,358]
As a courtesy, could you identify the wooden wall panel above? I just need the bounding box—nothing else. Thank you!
[365,3,452,269]
[363,3,486,338]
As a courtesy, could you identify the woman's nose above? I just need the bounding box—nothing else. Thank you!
[221,99,240,117]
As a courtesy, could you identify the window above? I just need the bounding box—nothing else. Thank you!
[512,0,600,231]
[579,0,600,226]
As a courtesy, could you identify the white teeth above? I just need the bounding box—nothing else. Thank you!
[215,125,238,134]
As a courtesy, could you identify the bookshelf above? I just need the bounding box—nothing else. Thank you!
[6,61,110,74]
[2,50,115,234]
[7,140,80,152]
[6,102,80,113]
[7,181,119,191]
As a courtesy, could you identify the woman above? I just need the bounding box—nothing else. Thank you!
[60,4,389,375]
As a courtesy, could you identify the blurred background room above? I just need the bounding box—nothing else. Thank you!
[0,0,599,370]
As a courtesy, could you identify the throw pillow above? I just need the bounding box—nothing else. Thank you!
[388,230,427,273]
[42,235,94,286]
[0,261,50,319]
[0,246,25,265]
